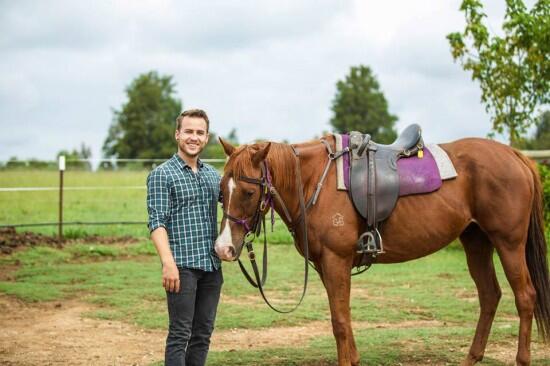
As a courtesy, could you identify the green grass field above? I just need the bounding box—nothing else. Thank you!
[0,169,293,242]
[1,169,550,364]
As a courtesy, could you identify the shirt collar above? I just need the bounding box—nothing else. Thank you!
[173,153,204,170]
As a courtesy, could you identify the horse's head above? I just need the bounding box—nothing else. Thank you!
[215,138,272,261]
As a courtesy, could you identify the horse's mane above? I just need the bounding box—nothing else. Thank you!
[227,142,299,192]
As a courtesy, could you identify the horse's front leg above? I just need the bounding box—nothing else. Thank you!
[320,249,359,366]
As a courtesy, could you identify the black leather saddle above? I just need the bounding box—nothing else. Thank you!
[349,124,423,229]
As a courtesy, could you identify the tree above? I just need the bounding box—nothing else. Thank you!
[447,0,549,145]
[103,71,182,159]
[532,111,550,149]
[330,65,398,143]
[516,110,550,149]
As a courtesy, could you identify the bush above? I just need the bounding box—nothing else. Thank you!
[538,163,550,226]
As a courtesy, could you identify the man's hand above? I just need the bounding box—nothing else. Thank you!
[150,227,180,293]
[162,261,180,293]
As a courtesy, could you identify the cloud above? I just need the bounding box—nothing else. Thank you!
[1,0,520,162]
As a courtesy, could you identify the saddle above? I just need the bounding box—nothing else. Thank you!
[349,124,423,255]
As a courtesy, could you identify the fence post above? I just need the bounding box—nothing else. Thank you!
[58,155,65,241]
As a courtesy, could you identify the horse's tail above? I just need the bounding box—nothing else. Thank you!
[515,150,550,342]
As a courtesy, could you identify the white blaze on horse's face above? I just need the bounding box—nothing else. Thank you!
[215,178,237,261]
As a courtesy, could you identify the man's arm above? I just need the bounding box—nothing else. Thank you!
[147,169,180,293]
[151,227,180,293]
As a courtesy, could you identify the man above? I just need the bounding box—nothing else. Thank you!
[147,109,222,366]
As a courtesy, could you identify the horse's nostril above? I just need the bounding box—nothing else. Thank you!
[229,246,236,257]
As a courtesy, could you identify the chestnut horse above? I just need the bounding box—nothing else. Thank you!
[214,136,550,366]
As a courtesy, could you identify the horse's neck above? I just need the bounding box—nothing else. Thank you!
[269,141,328,226]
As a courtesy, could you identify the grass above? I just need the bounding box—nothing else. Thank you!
[1,239,549,365]
[0,169,295,241]
[0,170,150,236]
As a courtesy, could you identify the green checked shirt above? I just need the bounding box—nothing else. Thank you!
[147,154,221,271]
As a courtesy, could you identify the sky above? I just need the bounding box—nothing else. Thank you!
[0,0,523,162]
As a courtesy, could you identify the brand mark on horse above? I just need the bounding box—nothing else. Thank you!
[332,213,345,227]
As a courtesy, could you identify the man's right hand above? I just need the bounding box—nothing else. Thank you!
[150,227,180,293]
[162,261,180,293]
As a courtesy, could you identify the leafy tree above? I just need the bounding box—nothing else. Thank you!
[448,0,549,145]
[103,71,182,159]
[532,111,550,149]
[330,65,397,143]
[516,111,550,149]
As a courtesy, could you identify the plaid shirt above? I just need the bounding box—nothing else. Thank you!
[147,154,221,271]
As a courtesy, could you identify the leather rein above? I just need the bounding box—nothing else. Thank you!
[222,141,348,313]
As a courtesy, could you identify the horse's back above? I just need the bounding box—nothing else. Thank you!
[377,137,534,263]
[440,138,534,200]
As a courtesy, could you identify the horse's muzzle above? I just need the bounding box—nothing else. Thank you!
[215,244,236,261]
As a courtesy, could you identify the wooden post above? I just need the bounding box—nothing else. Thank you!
[58,155,65,241]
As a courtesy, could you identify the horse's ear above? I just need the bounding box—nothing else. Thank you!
[252,142,271,166]
[219,137,236,156]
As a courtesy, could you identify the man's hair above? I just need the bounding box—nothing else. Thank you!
[176,109,210,132]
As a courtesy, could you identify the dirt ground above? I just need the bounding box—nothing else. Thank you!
[1,294,550,366]
[0,227,138,255]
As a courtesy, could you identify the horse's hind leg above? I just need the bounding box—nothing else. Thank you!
[460,223,502,365]
[494,240,536,366]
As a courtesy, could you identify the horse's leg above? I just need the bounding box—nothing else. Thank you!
[459,224,502,365]
[316,261,360,364]
[320,250,358,366]
[494,239,537,366]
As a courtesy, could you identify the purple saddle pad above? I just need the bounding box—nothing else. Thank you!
[341,138,442,197]
[396,147,442,196]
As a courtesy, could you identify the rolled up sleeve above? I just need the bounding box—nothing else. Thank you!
[147,169,169,233]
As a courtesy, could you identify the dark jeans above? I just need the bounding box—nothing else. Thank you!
[165,267,223,366]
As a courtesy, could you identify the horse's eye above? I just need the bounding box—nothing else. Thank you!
[245,189,254,197]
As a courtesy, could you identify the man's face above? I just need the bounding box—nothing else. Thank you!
[175,116,209,158]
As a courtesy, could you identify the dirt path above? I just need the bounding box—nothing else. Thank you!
[1,294,549,365]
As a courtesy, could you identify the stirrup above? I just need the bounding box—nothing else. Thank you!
[356,229,384,254]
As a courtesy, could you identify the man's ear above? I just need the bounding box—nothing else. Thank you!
[252,142,271,166]
[219,137,236,156]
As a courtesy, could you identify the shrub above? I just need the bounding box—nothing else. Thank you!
[537,163,550,228]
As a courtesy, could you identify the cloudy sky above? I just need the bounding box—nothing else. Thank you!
[0,0,521,161]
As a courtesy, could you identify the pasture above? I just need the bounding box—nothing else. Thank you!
[1,170,549,365]
[0,169,292,242]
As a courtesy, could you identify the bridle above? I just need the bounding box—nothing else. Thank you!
[222,161,276,249]
[221,149,308,313]
[220,141,351,313]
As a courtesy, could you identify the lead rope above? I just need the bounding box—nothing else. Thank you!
[237,162,271,288]
[237,214,268,287]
